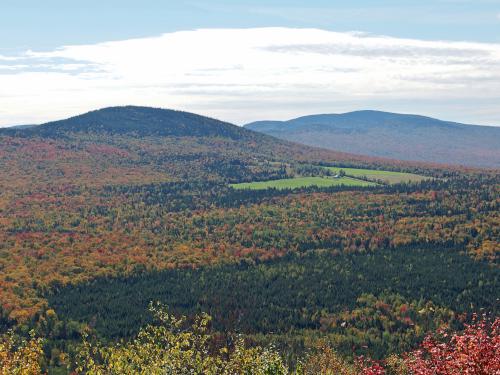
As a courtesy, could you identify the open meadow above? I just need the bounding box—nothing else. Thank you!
[230,176,377,190]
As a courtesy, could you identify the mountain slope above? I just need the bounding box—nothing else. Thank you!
[3,106,252,139]
[0,106,419,196]
[245,110,500,167]
[0,105,498,370]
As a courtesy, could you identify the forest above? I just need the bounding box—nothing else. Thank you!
[0,106,498,374]
[47,248,498,357]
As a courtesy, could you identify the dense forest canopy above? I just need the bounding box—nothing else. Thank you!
[0,106,497,374]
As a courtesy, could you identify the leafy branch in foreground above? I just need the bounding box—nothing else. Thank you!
[76,302,288,374]
[1,306,498,374]
[75,308,500,375]
[404,314,499,375]
[361,314,500,374]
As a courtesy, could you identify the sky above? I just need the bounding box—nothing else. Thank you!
[1,0,500,126]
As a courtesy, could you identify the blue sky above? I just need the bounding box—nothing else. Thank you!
[1,1,500,126]
[2,0,500,51]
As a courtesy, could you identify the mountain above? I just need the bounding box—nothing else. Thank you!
[2,106,251,139]
[0,106,410,195]
[245,110,500,168]
[1,106,431,188]
[1,106,498,372]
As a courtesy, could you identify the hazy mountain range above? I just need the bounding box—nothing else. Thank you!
[245,110,500,168]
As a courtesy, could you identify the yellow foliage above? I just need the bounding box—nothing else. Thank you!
[470,240,499,262]
[76,303,288,374]
[0,330,44,375]
[298,342,356,375]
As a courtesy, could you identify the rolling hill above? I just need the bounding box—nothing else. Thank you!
[0,105,425,320]
[2,106,253,139]
[0,106,436,192]
[245,110,500,168]
[0,106,498,372]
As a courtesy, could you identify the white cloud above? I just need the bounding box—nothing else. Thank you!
[1,27,500,126]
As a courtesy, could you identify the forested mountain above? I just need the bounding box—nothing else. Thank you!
[0,106,447,194]
[3,106,255,139]
[245,110,500,168]
[0,106,498,373]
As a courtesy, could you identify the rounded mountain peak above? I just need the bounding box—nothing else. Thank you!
[6,106,249,139]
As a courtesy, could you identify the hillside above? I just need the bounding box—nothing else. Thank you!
[0,106,498,373]
[0,106,442,193]
[2,106,254,139]
[245,110,500,168]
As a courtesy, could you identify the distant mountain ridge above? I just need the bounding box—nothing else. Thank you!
[245,110,500,168]
[0,106,251,140]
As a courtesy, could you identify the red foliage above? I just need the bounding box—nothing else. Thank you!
[86,144,131,158]
[404,315,499,375]
[358,315,500,375]
[357,356,387,375]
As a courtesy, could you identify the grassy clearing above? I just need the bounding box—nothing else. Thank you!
[326,167,428,184]
[230,176,376,190]
[230,167,427,190]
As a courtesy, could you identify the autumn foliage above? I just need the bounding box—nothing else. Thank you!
[404,315,500,375]
[2,309,496,374]
[0,108,497,373]
[0,330,44,375]
[359,315,500,374]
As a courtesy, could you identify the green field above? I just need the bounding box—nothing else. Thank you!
[230,166,428,190]
[230,176,376,190]
[326,167,428,184]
